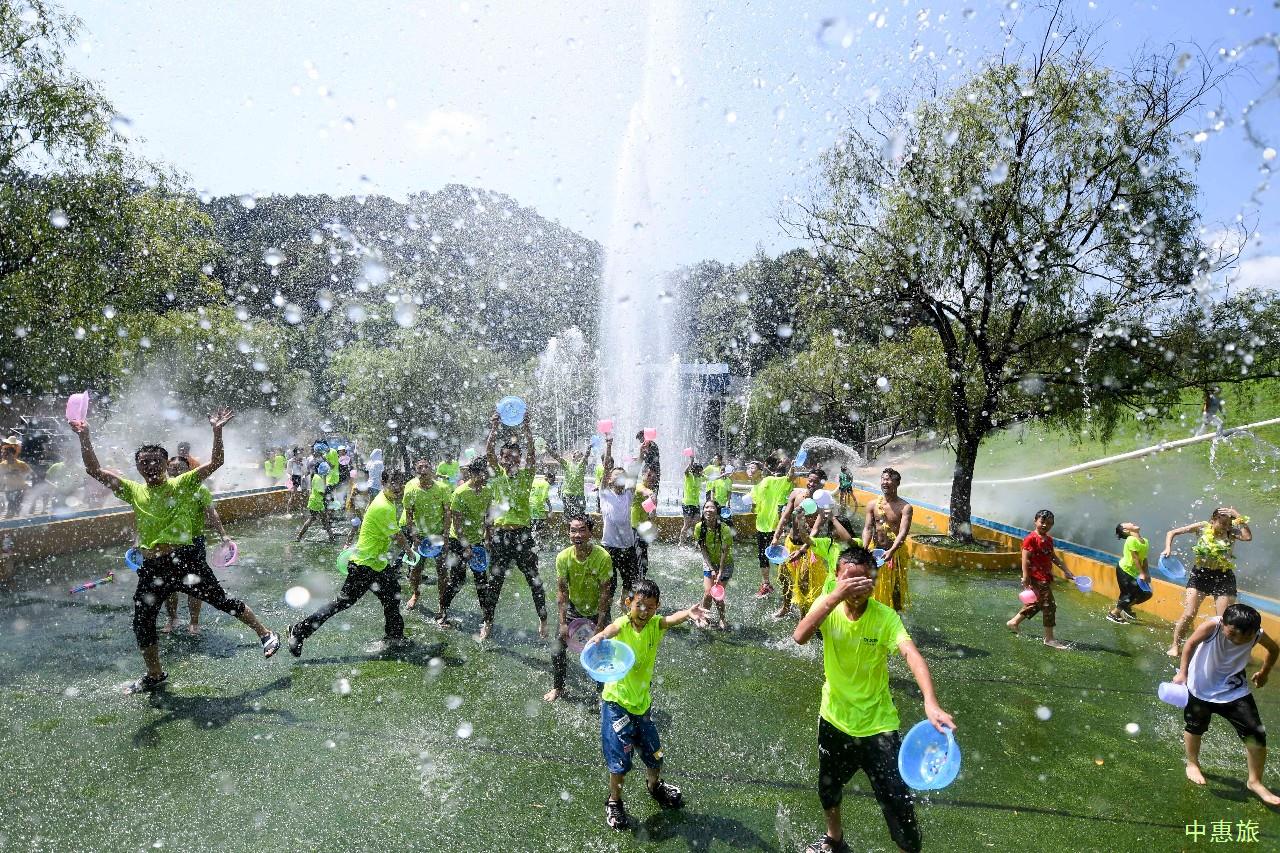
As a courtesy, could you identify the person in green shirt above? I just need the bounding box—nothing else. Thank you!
[678,459,704,546]
[294,462,336,542]
[586,578,706,831]
[550,439,590,518]
[162,456,231,636]
[288,467,410,657]
[705,453,732,506]
[793,547,954,853]
[750,458,793,599]
[529,469,553,546]
[544,515,615,703]
[486,413,548,638]
[694,499,734,630]
[70,410,280,694]
[1108,521,1152,624]
[401,457,453,611]
[440,457,495,636]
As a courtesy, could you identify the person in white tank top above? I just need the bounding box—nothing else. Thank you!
[1173,604,1279,805]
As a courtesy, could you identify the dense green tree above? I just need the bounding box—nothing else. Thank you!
[793,8,1279,539]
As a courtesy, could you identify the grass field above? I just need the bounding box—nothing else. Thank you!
[1,515,1278,852]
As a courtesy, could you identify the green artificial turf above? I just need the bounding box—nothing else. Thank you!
[0,515,1277,852]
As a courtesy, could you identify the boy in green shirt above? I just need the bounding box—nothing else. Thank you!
[544,515,615,702]
[1107,521,1152,624]
[402,457,453,611]
[586,578,707,830]
[70,410,280,693]
[162,456,230,635]
[294,462,337,542]
[486,413,547,638]
[288,467,411,656]
[793,547,955,853]
[440,457,495,636]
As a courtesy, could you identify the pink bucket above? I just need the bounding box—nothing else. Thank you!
[65,391,90,422]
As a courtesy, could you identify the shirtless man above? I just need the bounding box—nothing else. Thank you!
[771,468,825,547]
[862,467,913,611]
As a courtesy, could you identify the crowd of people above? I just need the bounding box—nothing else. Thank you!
[60,405,1280,852]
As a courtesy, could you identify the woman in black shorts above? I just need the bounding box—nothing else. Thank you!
[1163,506,1252,658]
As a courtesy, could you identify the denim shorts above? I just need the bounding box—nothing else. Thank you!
[600,700,663,775]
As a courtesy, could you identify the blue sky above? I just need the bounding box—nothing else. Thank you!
[64,0,1279,275]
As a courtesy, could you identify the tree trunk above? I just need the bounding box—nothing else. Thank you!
[948,429,981,541]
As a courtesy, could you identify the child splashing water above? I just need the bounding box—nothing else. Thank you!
[1173,603,1279,805]
[1006,509,1076,649]
[1164,506,1252,658]
[161,456,230,636]
[694,499,733,630]
[586,578,706,831]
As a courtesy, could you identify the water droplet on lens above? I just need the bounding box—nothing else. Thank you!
[49,209,69,229]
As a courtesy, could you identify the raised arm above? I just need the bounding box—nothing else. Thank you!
[485,412,500,469]
[862,502,875,547]
[522,419,535,470]
[192,407,234,484]
[602,437,615,480]
[68,421,122,492]
[1163,522,1205,557]
[1231,510,1253,542]
[660,601,709,630]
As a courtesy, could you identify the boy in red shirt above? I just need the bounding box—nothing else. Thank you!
[1006,509,1076,648]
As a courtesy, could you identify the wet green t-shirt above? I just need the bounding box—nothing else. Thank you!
[601,614,667,715]
[751,475,793,533]
[183,485,213,540]
[307,473,326,512]
[682,471,700,506]
[352,492,400,572]
[401,477,452,536]
[529,476,551,519]
[1118,535,1149,578]
[113,471,204,548]
[559,459,586,497]
[325,449,340,486]
[556,544,613,615]
[694,521,734,567]
[819,598,909,737]
[450,482,491,544]
[492,468,534,527]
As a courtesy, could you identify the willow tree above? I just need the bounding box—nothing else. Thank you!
[796,10,1271,540]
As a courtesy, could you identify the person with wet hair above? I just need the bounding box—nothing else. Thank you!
[543,514,614,703]
[749,456,792,600]
[599,435,640,601]
[694,498,734,630]
[1164,506,1253,658]
[401,456,453,611]
[70,409,280,693]
[794,546,955,853]
[1173,603,1279,805]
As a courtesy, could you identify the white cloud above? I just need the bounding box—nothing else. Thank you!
[1232,254,1280,292]
[405,110,486,156]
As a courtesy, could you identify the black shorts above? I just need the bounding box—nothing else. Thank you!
[817,718,920,853]
[682,504,699,520]
[1184,692,1266,746]
[291,474,303,489]
[1188,567,1237,597]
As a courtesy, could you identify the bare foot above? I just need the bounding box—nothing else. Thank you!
[718,617,729,631]
[1186,764,1207,786]
[186,623,200,635]
[543,687,562,702]
[435,615,452,630]
[1044,639,1070,649]
[1005,618,1020,633]
[405,594,418,610]
[477,622,492,641]
[1246,779,1280,805]
[771,607,791,621]
[161,620,177,635]
[538,620,548,640]
[1166,647,1181,658]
